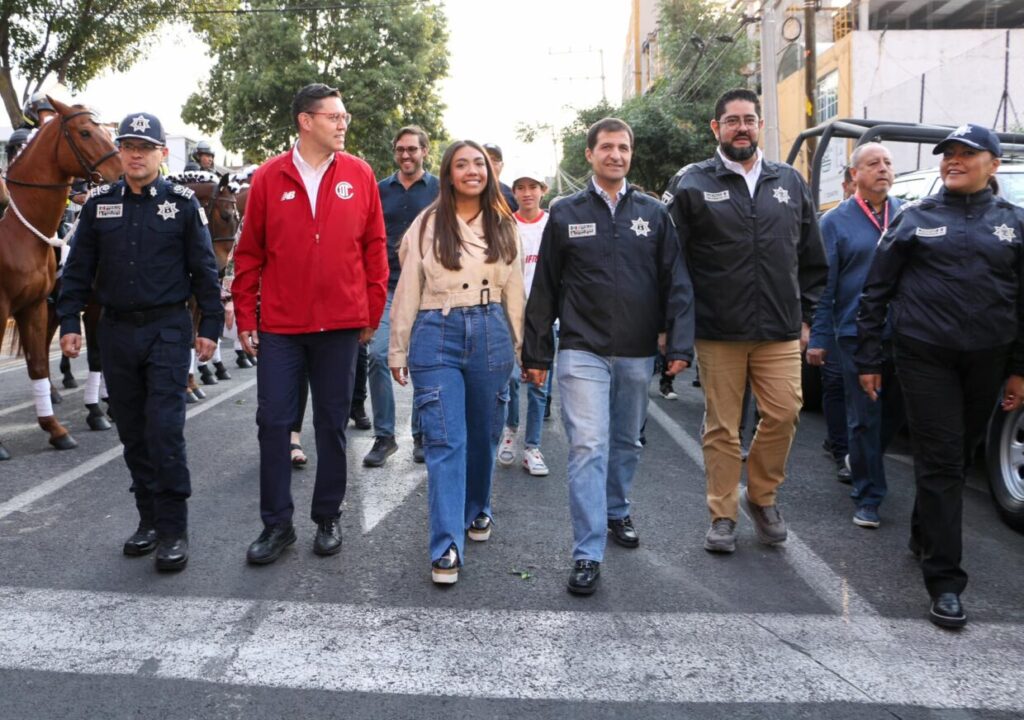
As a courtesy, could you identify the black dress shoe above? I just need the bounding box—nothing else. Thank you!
[349,402,372,430]
[567,560,600,595]
[123,524,158,556]
[608,516,639,548]
[930,593,967,629]
[155,535,189,571]
[247,523,297,565]
[313,518,342,556]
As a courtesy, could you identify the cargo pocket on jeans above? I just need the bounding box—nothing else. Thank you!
[414,386,447,447]
[491,384,510,444]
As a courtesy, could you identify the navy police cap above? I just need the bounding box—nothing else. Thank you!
[933,123,1002,158]
[115,112,166,146]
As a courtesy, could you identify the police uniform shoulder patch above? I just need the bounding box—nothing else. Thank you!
[87,184,113,200]
[171,184,195,200]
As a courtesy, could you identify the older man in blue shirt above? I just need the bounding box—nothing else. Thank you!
[808,142,904,529]
[363,126,440,467]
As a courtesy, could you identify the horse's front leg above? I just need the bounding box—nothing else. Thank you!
[17,299,77,450]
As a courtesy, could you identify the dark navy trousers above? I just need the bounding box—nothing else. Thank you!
[99,308,192,538]
[256,329,359,527]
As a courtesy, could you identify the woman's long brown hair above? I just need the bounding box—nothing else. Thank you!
[419,140,517,271]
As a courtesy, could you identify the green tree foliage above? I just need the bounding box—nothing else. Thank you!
[0,0,183,126]
[183,0,450,172]
[553,0,755,195]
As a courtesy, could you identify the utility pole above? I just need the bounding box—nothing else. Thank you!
[760,0,781,161]
[804,0,818,168]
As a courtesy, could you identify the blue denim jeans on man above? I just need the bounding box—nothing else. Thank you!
[368,291,419,439]
[837,336,904,508]
[557,349,654,562]
[506,362,548,448]
[409,305,514,563]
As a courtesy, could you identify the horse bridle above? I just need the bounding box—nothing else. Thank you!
[4,110,118,190]
[206,192,240,244]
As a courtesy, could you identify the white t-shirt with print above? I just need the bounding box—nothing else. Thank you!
[514,210,548,299]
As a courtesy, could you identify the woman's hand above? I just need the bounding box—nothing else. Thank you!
[1002,374,1024,412]
[859,373,882,402]
[391,367,408,386]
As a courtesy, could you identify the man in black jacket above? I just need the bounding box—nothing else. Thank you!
[668,89,828,554]
[524,118,695,595]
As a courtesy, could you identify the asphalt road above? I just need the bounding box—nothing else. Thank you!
[1,349,1022,720]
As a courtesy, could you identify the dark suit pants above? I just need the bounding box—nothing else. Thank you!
[257,329,359,527]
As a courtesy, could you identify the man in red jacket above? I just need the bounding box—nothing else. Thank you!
[233,83,388,565]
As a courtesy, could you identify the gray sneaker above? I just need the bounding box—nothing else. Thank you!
[741,488,788,545]
[704,518,737,553]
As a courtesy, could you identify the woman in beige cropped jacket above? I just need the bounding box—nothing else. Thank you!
[389,139,525,585]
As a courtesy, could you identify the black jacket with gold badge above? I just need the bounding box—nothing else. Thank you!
[523,182,695,368]
[668,153,828,342]
[58,177,223,340]
[855,187,1024,375]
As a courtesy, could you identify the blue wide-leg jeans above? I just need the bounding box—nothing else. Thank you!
[409,305,514,563]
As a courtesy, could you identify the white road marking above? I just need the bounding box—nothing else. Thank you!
[0,585,1020,709]
[0,351,61,375]
[354,383,425,533]
[0,377,257,520]
[0,386,84,417]
[646,401,878,618]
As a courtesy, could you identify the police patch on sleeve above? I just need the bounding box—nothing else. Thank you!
[568,223,597,238]
[171,184,196,200]
[96,204,123,219]
[198,207,209,226]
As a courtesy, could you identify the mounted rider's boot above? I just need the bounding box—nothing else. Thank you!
[85,403,112,431]
[60,356,77,388]
[198,363,219,386]
[236,350,254,369]
[213,361,231,380]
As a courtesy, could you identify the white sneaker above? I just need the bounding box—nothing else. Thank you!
[522,447,549,476]
[497,427,516,466]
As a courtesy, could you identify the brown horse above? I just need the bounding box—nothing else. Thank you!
[0,98,121,455]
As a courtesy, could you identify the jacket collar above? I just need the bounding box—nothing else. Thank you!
[456,212,489,250]
[712,151,779,180]
[939,186,994,206]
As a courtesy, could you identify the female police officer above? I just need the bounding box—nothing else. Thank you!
[856,124,1024,628]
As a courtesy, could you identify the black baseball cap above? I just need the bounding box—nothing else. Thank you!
[933,123,1002,157]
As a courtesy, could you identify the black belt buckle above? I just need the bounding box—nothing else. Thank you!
[480,288,490,305]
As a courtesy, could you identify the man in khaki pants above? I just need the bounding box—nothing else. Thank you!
[667,89,828,552]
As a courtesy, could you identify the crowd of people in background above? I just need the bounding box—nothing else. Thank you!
[43,81,1024,631]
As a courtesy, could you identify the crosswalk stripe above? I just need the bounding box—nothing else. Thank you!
[0,585,1020,709]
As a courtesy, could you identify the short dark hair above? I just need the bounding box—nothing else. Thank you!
[586,117,633,151]
[393,125,429,150]
[843,165,853,183]
[714,88,761,120]
[291,83,342,130]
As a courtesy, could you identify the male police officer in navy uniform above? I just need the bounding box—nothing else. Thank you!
[58,112,223,572]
